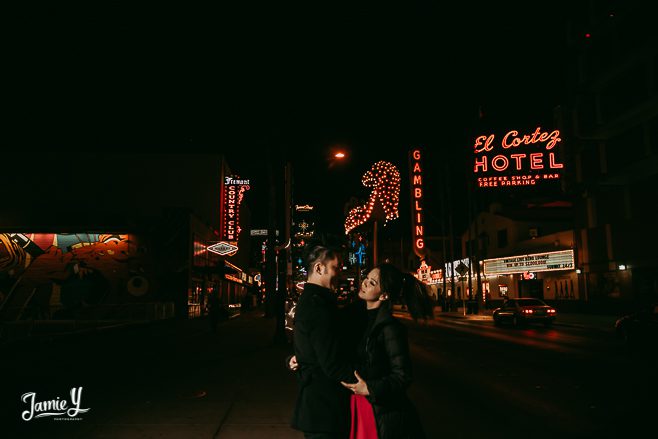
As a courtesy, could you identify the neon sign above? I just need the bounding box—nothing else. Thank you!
[473,127,564,188]
[344,161,400,234]
[220,175,250,249]
[409,148,425,257]
[225,274,243,283]
[208,241,239,256]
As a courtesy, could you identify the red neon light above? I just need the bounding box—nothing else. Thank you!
[501,128,561,150]
[473,127,564,188]
[344,161,400,234]
[222,176,250,242]
[409,148,425,257]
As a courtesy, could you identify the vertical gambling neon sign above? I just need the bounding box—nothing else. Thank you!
[409,148,425,258]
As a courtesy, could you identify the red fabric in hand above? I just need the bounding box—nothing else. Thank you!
[350,394,378,439]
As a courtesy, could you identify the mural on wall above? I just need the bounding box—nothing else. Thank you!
[0,233,153,320]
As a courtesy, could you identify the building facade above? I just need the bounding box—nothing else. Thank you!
[0,153,254,329]
[563,2,658,310]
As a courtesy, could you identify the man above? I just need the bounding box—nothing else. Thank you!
[291,244,355,439]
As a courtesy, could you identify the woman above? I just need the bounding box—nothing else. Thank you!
[341,263,432,439]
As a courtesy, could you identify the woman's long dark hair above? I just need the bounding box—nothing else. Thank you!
[377,263,434,320]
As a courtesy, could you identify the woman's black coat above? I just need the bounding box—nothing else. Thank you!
[290,282,355,434]
[358,306,426,439]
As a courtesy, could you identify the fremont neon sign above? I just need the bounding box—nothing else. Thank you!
[221,175,250,245]
[409,148,425,257]
[473,127,564,188]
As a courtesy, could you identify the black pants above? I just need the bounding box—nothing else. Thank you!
[304,433,346,439]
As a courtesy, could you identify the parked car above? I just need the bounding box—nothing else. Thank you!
[615,304,658,348]
[493,298,556,327]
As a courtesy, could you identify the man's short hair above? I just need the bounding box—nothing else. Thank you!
[303,243,338,274]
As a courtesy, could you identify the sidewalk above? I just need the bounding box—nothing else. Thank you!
[5,310,304,439]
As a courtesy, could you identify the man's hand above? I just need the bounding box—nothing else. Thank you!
[341,371,369,396]
[289,355,299,371]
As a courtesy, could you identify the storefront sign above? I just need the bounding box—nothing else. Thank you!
[221,175,250,244]
[225,274,243,283]
[483,249,574,275]
[409,148,425,257]
[473,127,564,188]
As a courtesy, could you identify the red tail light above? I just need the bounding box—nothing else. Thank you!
[523,309,533,314]
[548,309,556,314]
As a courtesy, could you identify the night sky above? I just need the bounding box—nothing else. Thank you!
[8,1,581,236]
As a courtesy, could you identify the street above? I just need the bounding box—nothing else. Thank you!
[409,316,655,438]
[3,312,654,438]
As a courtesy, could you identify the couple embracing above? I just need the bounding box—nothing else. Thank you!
[288,243,431,439]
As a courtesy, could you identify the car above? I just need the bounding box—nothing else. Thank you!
[493,298,557,327]
[615,304,658,348]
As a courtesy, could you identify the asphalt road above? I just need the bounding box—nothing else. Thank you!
[407,318,656,438]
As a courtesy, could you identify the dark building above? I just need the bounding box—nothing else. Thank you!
[562,2,658,309]
[0,153,255,335]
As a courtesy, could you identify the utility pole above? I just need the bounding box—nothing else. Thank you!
[265,152,277,319]
[265,151,288,344]
[467,177,474,310]
[446,163,456,310]
[473,182,483,313]
[273,162,292,344]
[440,165,448,312]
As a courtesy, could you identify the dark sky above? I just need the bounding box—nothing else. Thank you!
[8,1,578,237]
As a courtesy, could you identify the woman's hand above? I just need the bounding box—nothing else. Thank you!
[341,371,369,396]
[289,355,298,371]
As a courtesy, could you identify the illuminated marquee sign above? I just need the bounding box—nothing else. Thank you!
[483,249,574,275]
[221,175,251,250]
[473,127,564,188]
[409,148,425,257]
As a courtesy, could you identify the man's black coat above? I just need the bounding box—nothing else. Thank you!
[291,282,355,434]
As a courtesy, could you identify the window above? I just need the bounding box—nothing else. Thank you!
[497,229,508,248]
